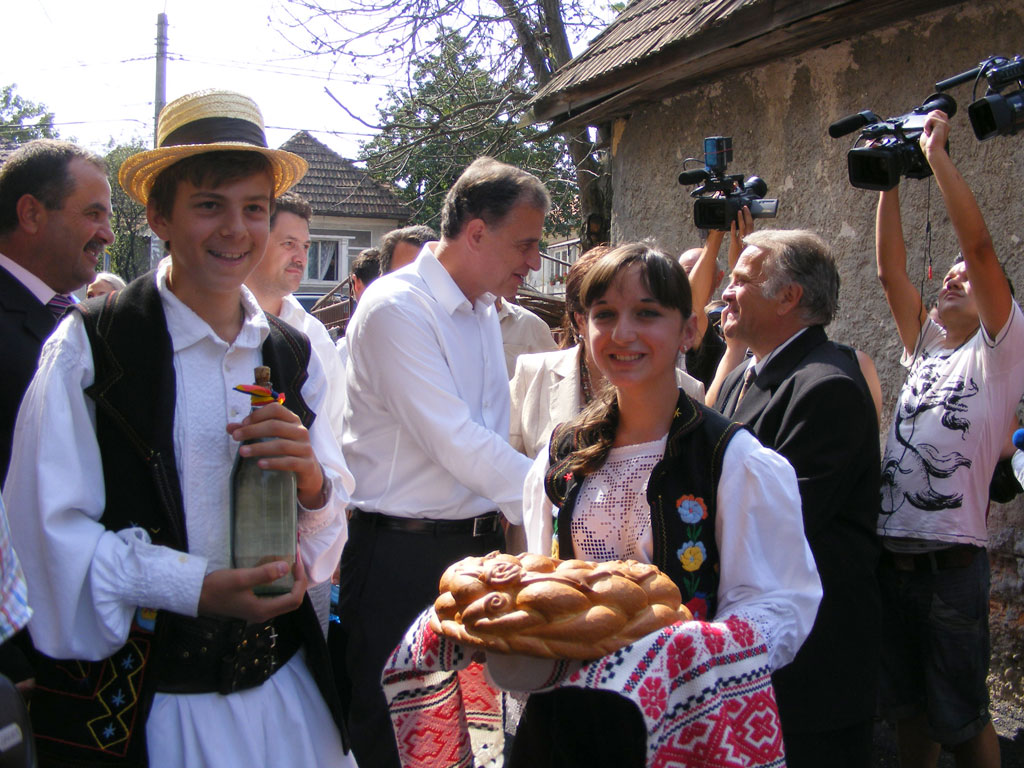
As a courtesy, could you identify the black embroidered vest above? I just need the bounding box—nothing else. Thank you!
[28,274,341,767]
[545,392,743,621]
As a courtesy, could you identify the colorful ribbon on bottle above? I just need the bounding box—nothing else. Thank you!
[233,384,286,406]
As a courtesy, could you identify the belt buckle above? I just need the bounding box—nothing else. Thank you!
[472,514,494,537]
[267,624,278,675]
[222,622,279,694]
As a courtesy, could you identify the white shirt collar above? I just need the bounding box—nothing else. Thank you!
[415,244,497,316]
[0,252,57,304]
[277,293,306,326]
[496,298,513,320]
[156,260,268,353]
[749,327,809,375]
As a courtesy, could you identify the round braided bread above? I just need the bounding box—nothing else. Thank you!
[429,551,693,660]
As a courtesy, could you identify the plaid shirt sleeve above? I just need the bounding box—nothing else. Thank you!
[0,495,31,643]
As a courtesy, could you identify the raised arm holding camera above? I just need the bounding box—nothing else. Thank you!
[680,205,753,391]
[876,109,1024,768]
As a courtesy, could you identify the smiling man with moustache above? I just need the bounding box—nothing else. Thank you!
[245,191,346,441]
[336,156,547,767]
[245,191,348,634]
[0,138,109,707]
[0,140,112,484]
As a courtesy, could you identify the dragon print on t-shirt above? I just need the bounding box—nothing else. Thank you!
[882,356,978,515]
[877,306,1024,546]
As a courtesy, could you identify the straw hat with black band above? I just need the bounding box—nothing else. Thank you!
[119,89,308,205]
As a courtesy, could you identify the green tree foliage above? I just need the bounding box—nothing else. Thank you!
[359,33,577,235]
[0,84,58,145]
[104,140,151,282]
[280,0,615,249]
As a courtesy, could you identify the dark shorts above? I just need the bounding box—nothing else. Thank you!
[877,547,991,745]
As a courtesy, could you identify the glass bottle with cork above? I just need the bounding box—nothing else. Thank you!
[230,365,296,595]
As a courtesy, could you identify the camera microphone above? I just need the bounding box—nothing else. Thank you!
[828,111,878,139]
[678,169,709,185]
[936,66,982,92]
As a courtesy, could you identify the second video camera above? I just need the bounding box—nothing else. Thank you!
[828,93,958,191]
[936,56,1024,141]
[677,137,778,231]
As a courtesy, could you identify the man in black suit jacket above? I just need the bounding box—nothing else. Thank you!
[714,229,880,768]
[0,141,112,690]
[0,140,112,484]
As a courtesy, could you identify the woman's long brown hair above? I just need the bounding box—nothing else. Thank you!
[560,242,693,477]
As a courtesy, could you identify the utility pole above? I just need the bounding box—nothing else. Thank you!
[151,12,169,269]
[154,13,168,147]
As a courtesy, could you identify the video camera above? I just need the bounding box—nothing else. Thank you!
[677,137,778,231]
[828,93,958,191]
[936,56,1024,141]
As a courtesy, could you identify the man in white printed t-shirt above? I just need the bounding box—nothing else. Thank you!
[875,109,1024,768]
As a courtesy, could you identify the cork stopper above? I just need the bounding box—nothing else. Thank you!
[254,366,271,387]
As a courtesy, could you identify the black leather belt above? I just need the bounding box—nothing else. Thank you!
[154,613,301,695]
[882,545,981,573]
[350,508,501,537]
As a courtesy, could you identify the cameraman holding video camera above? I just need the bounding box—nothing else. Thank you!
[875,109,1024,768]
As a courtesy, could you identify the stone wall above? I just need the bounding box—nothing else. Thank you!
[608,0,1024,700]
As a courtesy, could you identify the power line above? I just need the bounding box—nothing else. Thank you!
[166,52,392,86]
[0,118,149,133]
[266,124,375,138]
[14,55,156,74]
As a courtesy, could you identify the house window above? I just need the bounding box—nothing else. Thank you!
[541,239,579,293]
[308,240,340,281]
[306,230,372,283]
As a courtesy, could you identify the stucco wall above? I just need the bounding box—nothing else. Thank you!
[609,0,1024,701]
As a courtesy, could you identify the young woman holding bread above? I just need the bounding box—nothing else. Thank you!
[511,242,821,767]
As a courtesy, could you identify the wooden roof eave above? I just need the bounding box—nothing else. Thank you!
[529,0,964,133]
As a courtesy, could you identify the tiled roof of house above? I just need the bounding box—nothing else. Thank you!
[280,131,411,221]
[528,0,960,130]
[0,142,19,166]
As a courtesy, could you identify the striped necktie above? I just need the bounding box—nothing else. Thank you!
[736,366,757,405]
[45,293,73,320]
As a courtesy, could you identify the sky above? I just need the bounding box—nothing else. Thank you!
[1,0,393,160]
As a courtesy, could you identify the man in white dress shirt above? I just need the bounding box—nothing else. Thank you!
[378,224,437,274]
[245,191,347,634]
[245,191,346,438]
[336,157,546,767]
[495,286,557,378]
[335,247,383,371]
[3,90,355,767]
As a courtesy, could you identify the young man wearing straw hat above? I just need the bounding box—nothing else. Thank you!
[4,89,356,767]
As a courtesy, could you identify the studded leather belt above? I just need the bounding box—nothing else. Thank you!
[154,613,301,695]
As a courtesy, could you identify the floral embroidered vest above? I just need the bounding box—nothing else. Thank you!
[545,391,744,621]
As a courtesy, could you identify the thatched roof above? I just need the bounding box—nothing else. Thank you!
[280,131,412,221]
